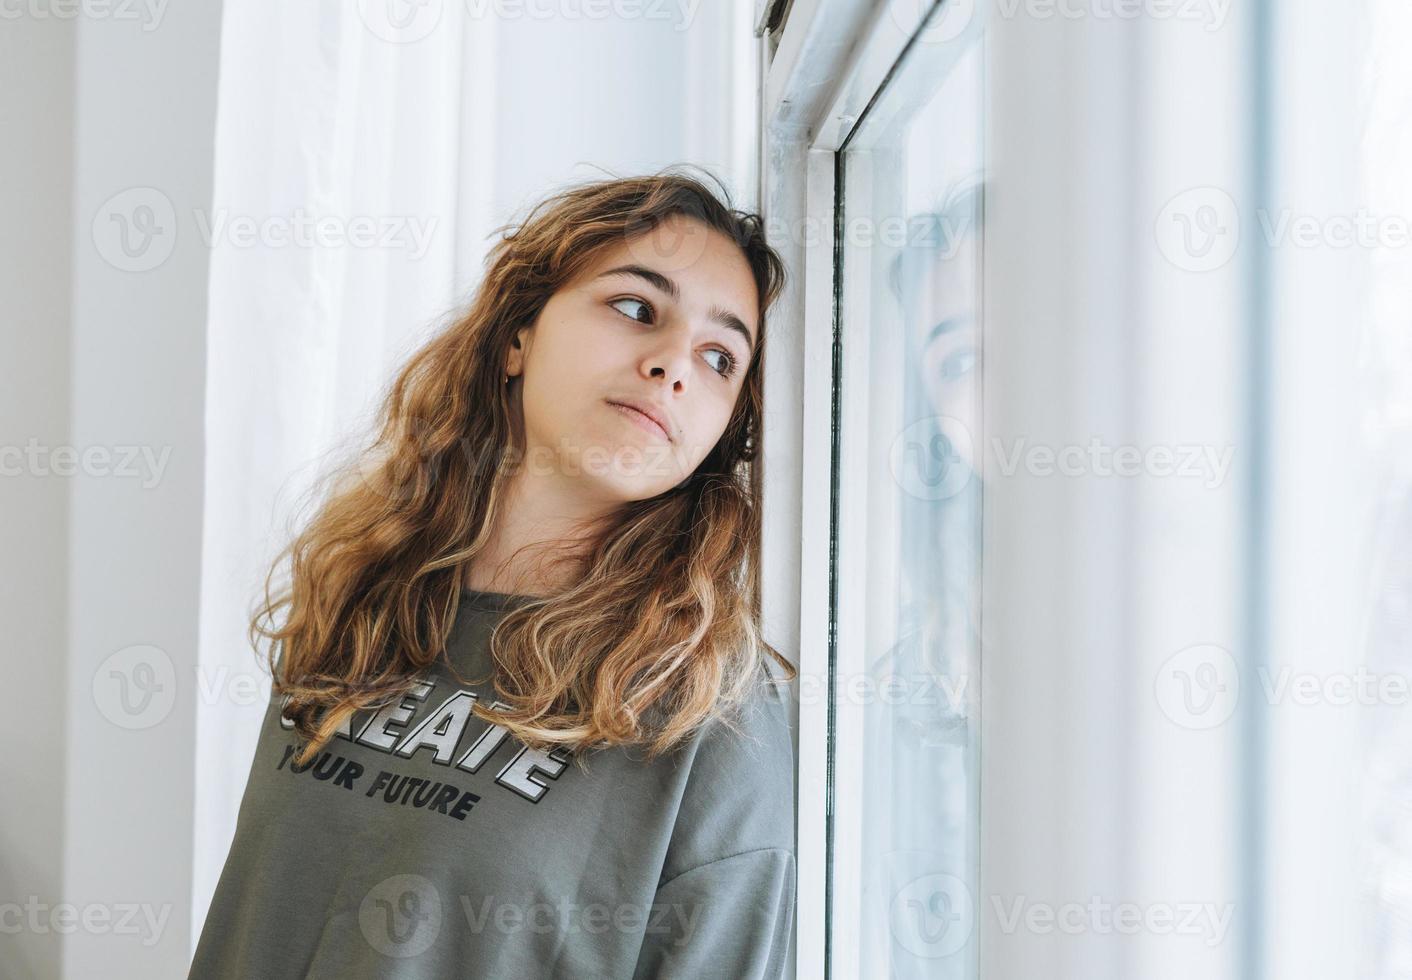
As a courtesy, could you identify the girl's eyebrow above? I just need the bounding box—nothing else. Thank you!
[925,314,975,346]
[595,264,756,351]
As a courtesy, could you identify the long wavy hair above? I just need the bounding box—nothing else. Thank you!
[253,167,795,770]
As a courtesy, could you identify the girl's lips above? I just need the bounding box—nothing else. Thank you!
[608,401,670,441]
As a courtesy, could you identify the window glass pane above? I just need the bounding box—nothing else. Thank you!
[836,26,985,979]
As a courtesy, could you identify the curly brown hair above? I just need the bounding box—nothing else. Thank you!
[252,165,795,770]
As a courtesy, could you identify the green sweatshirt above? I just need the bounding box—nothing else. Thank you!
[187,588,797,979]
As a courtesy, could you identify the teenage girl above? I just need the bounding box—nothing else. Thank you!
[189,169,799,979]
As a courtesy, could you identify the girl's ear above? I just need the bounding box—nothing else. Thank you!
[505,326,530,378]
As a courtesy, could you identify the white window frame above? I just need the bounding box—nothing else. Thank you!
[754,2,954,976]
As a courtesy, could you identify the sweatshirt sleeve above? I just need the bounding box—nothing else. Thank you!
[631,846,796,980]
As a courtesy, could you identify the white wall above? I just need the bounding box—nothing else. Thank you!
[0,12,76,980]
[63,4,223,979]
[1,3,221,979]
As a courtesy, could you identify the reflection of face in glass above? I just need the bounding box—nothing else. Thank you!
[891,186,982,480]
[878,185,987,694]
[912,225,979,473]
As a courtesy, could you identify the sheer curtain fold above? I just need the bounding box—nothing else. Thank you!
[192,2,470,947]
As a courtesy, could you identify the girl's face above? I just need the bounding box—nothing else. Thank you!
[505,214,760,504]
[912,227,979,474]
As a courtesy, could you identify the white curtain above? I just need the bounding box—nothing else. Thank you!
[978,0,1387,977]
[192,1,478,944]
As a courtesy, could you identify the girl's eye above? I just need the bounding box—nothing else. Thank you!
[938,347,977,381]
[610,296,741,379]
[703,349,739,378]
[609,296,653,324]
